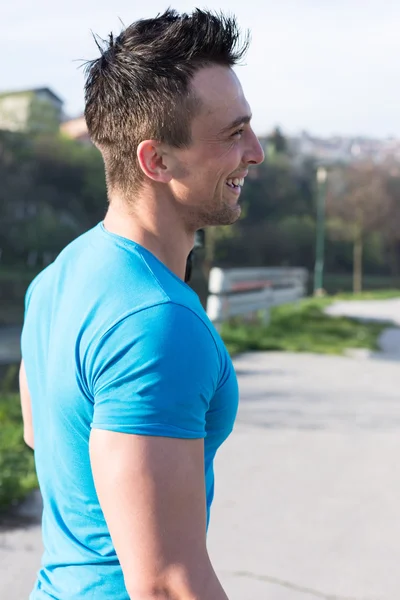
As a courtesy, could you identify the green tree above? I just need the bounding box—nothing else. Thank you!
[266,126,288,158]
[0,131,107,267]
[326,163,390,293]
[382,170,400,276]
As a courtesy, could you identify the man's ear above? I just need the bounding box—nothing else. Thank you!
[137,140,173,183]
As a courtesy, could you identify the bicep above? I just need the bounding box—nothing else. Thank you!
[19,360,34,449]
[89,430,209,597]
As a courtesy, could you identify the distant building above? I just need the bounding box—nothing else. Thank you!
[286,131,400,167]
[60,115,91,144]
[288,131,353,165]
[0,87,63,134]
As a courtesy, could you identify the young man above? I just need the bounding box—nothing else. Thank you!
[20,9,264,599]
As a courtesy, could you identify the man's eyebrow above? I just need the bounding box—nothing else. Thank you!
[219,114,252,135]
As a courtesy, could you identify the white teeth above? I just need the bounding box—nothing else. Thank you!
[226,177,245,187]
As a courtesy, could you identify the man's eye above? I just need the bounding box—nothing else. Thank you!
[232,129,244,138]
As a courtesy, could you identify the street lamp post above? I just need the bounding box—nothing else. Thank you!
[313,166,328,296]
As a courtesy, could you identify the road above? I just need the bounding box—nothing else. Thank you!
[2,299,400,599]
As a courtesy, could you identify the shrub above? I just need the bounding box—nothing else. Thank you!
[0,392,37,512]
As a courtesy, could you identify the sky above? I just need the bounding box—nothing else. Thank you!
[2,0,400,138]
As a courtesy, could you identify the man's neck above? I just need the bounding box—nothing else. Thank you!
[103,194,195,281]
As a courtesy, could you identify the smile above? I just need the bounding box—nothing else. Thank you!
[226,177,245,189]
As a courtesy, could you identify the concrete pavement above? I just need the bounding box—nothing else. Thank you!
[0,492,43,599]
[326,297,400,361]
[208,351,400,600]
[325,298,400,326]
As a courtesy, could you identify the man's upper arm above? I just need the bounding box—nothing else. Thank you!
[88,303,228,598]
[20,272,43,451]
[90,431,213,598]
[19,359,34,449]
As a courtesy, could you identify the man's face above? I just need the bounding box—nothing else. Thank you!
[167,65,265,229]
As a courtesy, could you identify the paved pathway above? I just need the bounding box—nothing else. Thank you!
[325,298,400,325]
[208,351,400,600]
[0,492,43,599]
[3,299,400,599]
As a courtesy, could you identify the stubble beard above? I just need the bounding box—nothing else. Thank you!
[188,194,242,229]
[201,204,241,227]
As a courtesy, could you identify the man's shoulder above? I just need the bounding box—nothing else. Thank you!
[93,299,221,372]
[87,300,224,406]
[104,299,218,351]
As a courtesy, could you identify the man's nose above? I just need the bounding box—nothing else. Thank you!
[244,130,265,166]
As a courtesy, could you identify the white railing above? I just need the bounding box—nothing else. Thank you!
[206,267,308,324]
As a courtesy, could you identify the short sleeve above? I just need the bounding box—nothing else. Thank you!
[88,302,221,439]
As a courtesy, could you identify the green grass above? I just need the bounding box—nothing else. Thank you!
[0,366,38,512]
[317,274,400,296]
[334,289,400,301]
[221,292,397,356]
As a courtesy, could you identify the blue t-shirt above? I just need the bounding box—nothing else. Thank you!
[21,223,239,600]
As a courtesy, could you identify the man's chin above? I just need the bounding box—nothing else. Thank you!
[193,202,241,228]
[229,204,241,222]
[214,203,241,226]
